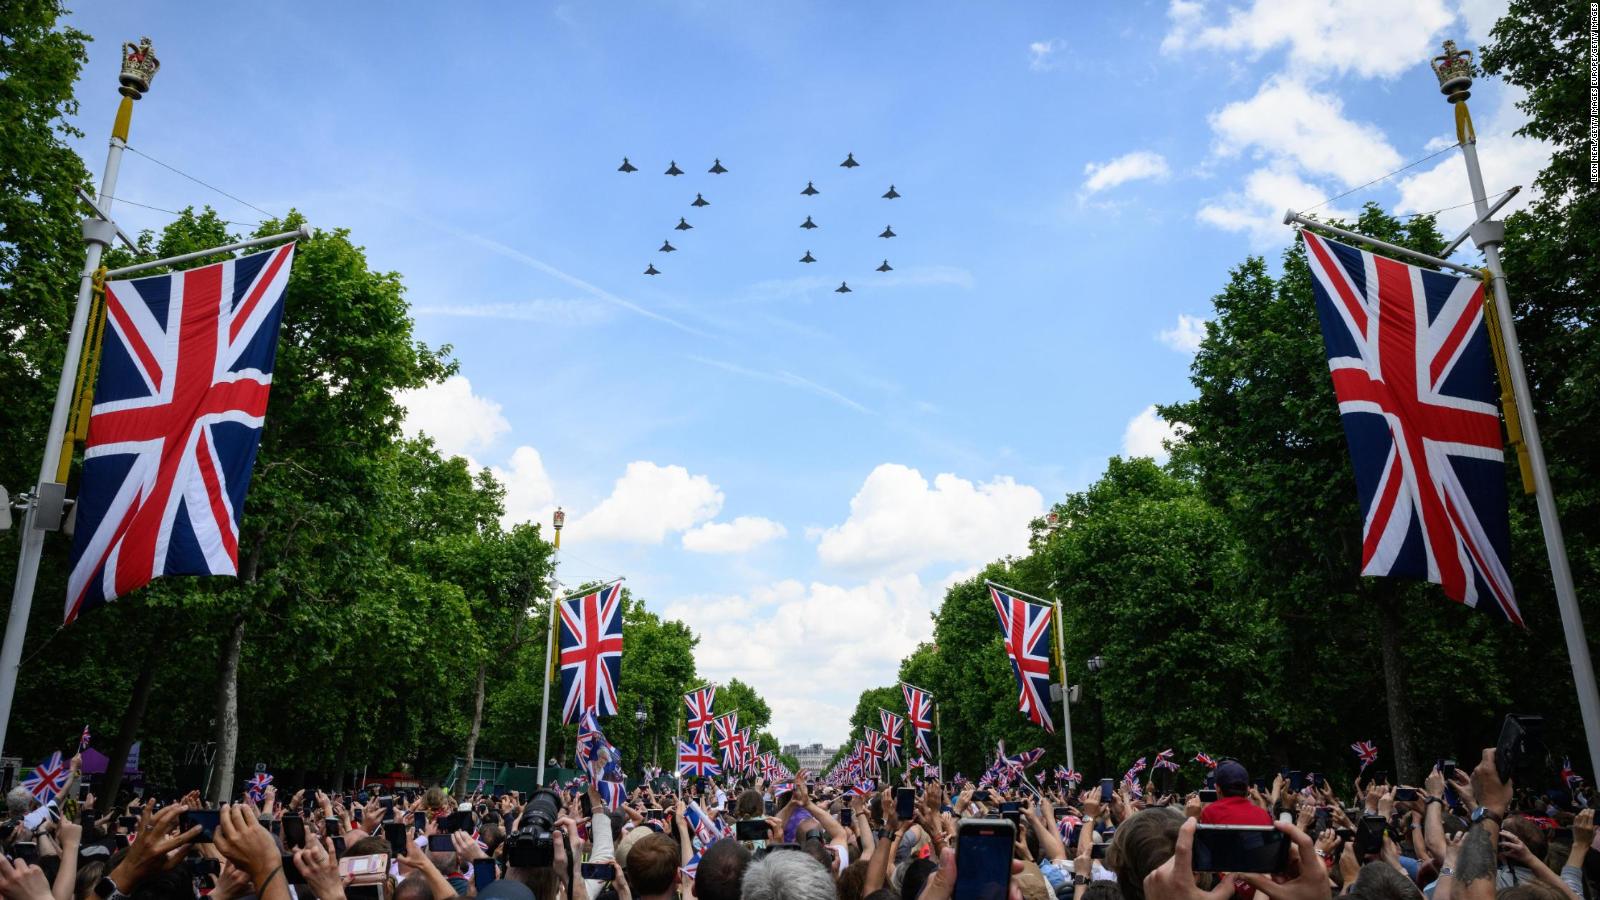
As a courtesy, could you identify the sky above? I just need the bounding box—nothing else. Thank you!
[61,0,1549,746]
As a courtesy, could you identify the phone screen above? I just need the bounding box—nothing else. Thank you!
[1393,788,1419,802]
[1192,825,1288,873]
[1100,778,1115,799]
[736,819,768,841]
[383,822,408,857]
[427,834,455,852]
[1288,771,1304,792]
[282,814,306,849]
[1356,815,1386,856]
[349,887,383,900]
[896,787,916,820]
[181,810,221,843]
[580,862,612,880]
[839,808,853,827]
[954,819,1014,900]
[1198,789,1218,803]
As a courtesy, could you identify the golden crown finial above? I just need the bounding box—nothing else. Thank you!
[1431,39,1474,103]
[119,37,159,99]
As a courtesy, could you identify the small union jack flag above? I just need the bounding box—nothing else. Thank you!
[1123,756,1148,787]
[246,772,273,803]
[558,582,624,723]
[21,752,70,803]
[681,848,701,881]
[1561,757,1583,790]
[78,725,91,752]
[1194,752,1218,770]
[989,584,1056,732]
[1154,749,1179,771]
[1351,740,1379,770]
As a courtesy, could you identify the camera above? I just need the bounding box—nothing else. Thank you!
[505,789,562,868]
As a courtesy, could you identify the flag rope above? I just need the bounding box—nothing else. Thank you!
[1479,268,1534,494]
[57,267,109,483]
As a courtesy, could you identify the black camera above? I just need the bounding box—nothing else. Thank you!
[505,789,562,868]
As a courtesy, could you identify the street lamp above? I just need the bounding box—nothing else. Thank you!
[1086,656,1107,775]
[635,702,648,781]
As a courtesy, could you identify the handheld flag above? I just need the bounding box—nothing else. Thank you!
[246,771,273,803]
[577,711,626,807]
[78,725,91,752]
[20,752,70,803]
[988,583,1056,732]
[1301,230,1518,624]
[1194,752,1218,770]
[558,582,624,723]
[67,243,298,622]
[1351,740,1379,771]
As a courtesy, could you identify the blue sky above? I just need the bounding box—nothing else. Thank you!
[63,0,1547,745]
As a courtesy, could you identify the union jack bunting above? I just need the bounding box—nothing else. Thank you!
[901,683,935,757]
[1350,740,1379,771]
[67,243,297,623]
[558,582,624,723]
[677,739,720,779]
[21,752,69,803]
[685,684,716,743]
[1302,231,1518,624]
[246,772,273,803]
[988,583,1056,732]
[1194,752,1218,770]
[879,709,905,767]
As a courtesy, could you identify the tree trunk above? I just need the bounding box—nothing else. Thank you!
[456,661,488,795]
[1375,585,1420,783]
[205,613,246,804]
[99,654,157,806]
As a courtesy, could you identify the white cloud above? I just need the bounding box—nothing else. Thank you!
[1081,151,1172,195]
[491,446,556,528]
[571,461,723,544]
[1158,313,1208,353]
[397,374,510,459]
[1458,0,1507,44]
[1210,77,1401,188]
[1028,38,1066,72]
[1197,161,1355,246]
[1161,0,1455,79]
[682,516,788,554]
[1123,406,1181,462]
[816,464,1044,575]
[661,574,942,742]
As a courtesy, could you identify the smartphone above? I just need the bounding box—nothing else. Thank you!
[181,809,221,843]
[839,808,853,827]
[1288,771,1304,792]
[340,853,390,881]
[1440,759,1457,782]
[492,784,507,799]
[283,855,306,886]
[1313,773,1327,790]
[646,809,666,821]
[472,859,497,891]
[349,887,384,900]
[383,822,408,857]
[896,787,916,820]
[1394,788,1419,802]
[331,835,347,857]
[954,818,1015,900]
[579,793,593,819]
[1100,778,1115,799]
[736,819,768,841]
[1371,771,1389,786]
[427,834,455,852]
[1315,808,1332,829]
[1198,789,1218,803]
[379,796,395,809]
[1356,815,1387,856]
[326,817,343,836]
[580,862,613,880]
[1091,842,1110,860]
[973,789,992,804]
[1496,714,1545,783]
[118,815,138,831]
[189,858,221,877]
[282,813,306,850]
[1192,825,1289,873]
[11,842,37,863]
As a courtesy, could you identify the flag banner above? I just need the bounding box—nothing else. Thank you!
[677,739,720,780]
[685,684,716,743]
[901,682,935,757]
[558,581,624,723]
[988,583,1056,732]
[67,243,297,623]
[577,711,626,807]
[879,708,905,767]
[1301,230,1518,624]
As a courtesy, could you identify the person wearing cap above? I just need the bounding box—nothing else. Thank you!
[1199,761,1271,825]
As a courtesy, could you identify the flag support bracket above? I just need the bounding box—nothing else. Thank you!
[103,226,311,280]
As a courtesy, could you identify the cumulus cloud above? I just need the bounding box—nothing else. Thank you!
[1082,151,1172,195]
[1210,77,1401,188]
[572,461,723,543]
[1161,0,1455,79]
[491,446,557,528]
[1029,39,1066,72]
[1197,162,1355,246]
[682,516,788,554]
[816,465,1044,575]
[397,375,510,459]
[1123,406,1181,462]
[1394,87,1550,238]
[1158,314,1208,353]
[1458,0,1508,44]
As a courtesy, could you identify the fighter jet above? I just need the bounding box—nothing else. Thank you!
[879,225,896,238]
[659,240,676,253]
[876,259,893,272]
[882,184,901,199]
[800,250,816,264]
[709,158,729,174]
[800,215,818,229]
[692,193,710,208]
[618,157,638,173]
[801,181,820,196]
[665,161,684,176]
[835,282,852,293]
[676,218,693,231]
[840,153,860,168]
[645,264,661,275]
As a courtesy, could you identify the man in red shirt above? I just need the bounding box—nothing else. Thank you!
[1199,760,1273,825]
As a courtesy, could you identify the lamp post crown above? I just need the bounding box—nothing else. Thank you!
[119,37,159,99]
[552,507,565,530]
[1431,39,1474,102]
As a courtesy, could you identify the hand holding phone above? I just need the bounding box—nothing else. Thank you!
[1192,825,1289,873]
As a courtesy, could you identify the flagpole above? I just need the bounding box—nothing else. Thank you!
[1432,40,1600,778]
[1053,599,1075,772]
[535,508,564,786]
[0,40,158,757]
[935,705,943,781]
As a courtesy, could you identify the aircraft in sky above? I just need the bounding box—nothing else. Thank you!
[709,159,728,174]
[800,250,816,263]
[835,282,852,293]
[882,185,901,199]
[800,216,818,229]
[802,181,819,196]
[645,263,660,275]
[876,259,893,272]
[676,218,693,230]
[840,153,859,168]
[617,157,637,173]
[660,240,676,252]
[692,193,710,207]
[665,161,684,176]
[879,225,896,238]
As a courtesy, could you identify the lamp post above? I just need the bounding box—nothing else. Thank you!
[635,702,648,782]
[1087,655,1107,776]
[535,507,565,787]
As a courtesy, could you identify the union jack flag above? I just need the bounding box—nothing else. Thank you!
[1154,749,1179,771]
[78,725,91,752]
[1057,814,1083,842]
[1194,752,1218,770]
[1302,231,1518,624]
[558,582,624,723]
[989,584,1056,732]
[902,683,935,757]
[848,780,876,797]
[677,739,720,779]
[1561,757,1583,790]
[1056,765,1081,786]
[685,684,716,744]
[879,709,905,767]
[1123,756,1148,787]
[246,772,273,803]
[714,712,740,769]
[864,728,885,776]
[681,848,701,881]
[684,801,720,847]
[21,752,69,803]
[1350,740,1379,771]
[67,243,297,623]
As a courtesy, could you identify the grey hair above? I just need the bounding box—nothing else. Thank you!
[5,787,35,817]
[740,850,836,900]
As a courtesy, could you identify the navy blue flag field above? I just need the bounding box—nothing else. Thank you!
[1301,231,1518,625]
[67,244,296,623]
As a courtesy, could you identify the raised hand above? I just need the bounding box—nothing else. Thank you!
[1141,819,1236,900]
[290,837,344,900]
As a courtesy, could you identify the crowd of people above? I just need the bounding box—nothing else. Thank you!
[0,746,1595,900]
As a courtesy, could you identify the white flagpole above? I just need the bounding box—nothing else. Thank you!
[1054,599,1075,773]
[0,42,156,756]
[1433,41,1600,778]
[535,508,564,786]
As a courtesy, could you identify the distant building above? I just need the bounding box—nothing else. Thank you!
[783,742,837,772]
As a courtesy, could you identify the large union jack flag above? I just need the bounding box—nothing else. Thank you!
[1302,231,1518,625]
[988,584,1056,732]
[684,684,716,744]
[558,582,624,723]
[901,682,935,757]
[879,708,905,767]
[66,244,296,623]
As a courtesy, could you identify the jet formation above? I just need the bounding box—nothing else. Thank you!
[618,153,903,287]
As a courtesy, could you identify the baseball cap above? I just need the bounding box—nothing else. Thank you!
[1215,760,1249,789]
